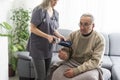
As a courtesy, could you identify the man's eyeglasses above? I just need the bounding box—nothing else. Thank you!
[78,22,92,27]
[53,0,59,1]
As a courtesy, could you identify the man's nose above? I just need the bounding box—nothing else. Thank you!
[80,26,84,30]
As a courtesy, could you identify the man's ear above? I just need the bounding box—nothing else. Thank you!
[92,23,95,28]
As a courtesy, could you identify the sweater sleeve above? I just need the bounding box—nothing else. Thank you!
[73,35,105,76]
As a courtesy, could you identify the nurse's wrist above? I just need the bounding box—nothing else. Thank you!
[45,35,50,40]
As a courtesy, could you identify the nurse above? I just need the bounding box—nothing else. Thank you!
[27,0,65,80]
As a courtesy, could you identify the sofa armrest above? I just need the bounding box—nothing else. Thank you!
[17,51,35,78]
[17,51,32,60]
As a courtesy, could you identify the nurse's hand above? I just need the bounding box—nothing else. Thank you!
[47,35,57,43]
[59,35,66,41]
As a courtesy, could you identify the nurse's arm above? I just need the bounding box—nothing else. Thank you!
[30,23,57,43]
[54,30,66,41]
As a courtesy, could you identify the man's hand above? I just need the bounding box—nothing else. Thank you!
[58,50,68,60]
[64,68,74,78]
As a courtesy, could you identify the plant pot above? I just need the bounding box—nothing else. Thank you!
[9,64,15,77]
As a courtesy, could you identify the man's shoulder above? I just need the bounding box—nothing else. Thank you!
[93,31,105,41]
[68,30,80,39]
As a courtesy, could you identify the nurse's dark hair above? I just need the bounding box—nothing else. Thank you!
[80,13,94,22]
[39,0,51,10]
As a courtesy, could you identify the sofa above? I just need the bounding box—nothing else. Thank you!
[17,29,120,80]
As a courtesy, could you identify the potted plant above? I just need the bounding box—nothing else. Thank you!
[0,22,12,36]
[9,7,30,76]
[10,8,30,51]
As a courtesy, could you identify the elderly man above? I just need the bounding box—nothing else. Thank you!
[51,13,110,80]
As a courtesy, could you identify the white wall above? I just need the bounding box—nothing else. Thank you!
[0,37,8,80]
[0,0,12,80]
[0,0,12,22]
[11,0,39,9]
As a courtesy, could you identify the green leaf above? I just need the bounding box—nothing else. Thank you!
[16,44,24,51]
[3,22,12,30]
[12,45,18,52]
[0,22,12,30]
[0,23,3,28]
[0,34,11,37]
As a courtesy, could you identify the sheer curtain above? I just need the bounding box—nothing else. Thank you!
[3,0,120,33]
[55,0,120,33]
[10,0,120,33]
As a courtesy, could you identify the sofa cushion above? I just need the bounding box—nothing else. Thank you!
[102,68,111,80]
[111,65,120,80]
[101,33,109,55]
[17,51,32,60]
[102,56,112,70]
[109,33,120,56]
[110,56,120,65]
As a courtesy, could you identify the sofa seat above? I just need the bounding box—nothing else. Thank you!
[110,56,120,65]
[102,68,111,80]
[112,65,120,80]
[102,56,113,70]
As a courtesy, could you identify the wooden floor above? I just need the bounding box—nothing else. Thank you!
[9,76,19,80]
[9,72,19,80]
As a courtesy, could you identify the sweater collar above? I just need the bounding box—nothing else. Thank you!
[82,30,93,37]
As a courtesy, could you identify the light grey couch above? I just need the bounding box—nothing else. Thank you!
[17,29,120,80]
